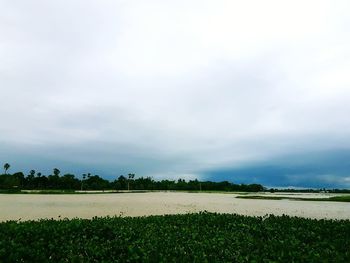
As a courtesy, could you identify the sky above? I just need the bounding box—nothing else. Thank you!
[1,0,350,188]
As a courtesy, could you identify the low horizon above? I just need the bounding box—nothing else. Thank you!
[1,163,350,190]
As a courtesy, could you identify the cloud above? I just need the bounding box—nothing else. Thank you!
[0,1,350,187]
[204,149,350,188]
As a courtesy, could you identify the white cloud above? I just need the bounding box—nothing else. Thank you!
[0,0,350,181]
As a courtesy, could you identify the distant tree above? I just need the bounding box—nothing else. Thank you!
[36,172,43,189]
[128,173,135,191]
[3,163,10,174]
[84,175,109,190]
[26,170,36,189]
[61,174,79,190]
[81,174,87,191]
[12,172,25,188]
[53,168,60,176]
[114,175,127,190]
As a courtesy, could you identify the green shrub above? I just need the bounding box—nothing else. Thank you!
[0,212,349,262]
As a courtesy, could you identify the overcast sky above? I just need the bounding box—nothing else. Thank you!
[1,0,350,188]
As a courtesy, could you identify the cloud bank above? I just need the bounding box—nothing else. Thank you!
[1,0,350,187]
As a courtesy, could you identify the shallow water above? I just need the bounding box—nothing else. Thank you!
[1,192,349,221]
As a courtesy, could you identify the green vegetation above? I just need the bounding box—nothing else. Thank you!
[268,188,350,193]
[0,163,264,192]
[0,212,349,262]
[236,195,350,202]
[329,195,350,202]
[3,163,10,174]
[237,195,286,200]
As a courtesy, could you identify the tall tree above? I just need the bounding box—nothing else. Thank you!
[53,168,60,176]
[128,173,135,191]
[81,174,87,191]
[3,163,10,174]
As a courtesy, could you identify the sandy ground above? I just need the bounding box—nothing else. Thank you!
[1,192,349,221]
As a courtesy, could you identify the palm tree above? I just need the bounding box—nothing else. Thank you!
[3,163,10,174]
[53,168,60,176]
[81,174,86,191]
[128,173,135,191]
[37,172,42,189]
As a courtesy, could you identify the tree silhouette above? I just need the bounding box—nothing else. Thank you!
[81,174,86,191]
[0,166,266,192]
[53,168,60,176]
[3,163,10,174]
[127,173,135,191]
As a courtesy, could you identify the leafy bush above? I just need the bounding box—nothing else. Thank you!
[0,212,349,262]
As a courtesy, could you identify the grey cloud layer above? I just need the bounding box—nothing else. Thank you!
[1,1,350,185]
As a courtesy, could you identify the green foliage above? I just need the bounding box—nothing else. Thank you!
[236,195,350,202]
[0,169,264,192]
[269,188,350,193]
[3,163,10,174]
[328,195,350,202]
[237,195,286,200]
[0,213,349,262]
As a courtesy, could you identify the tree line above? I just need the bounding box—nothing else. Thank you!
[0,163,264,192]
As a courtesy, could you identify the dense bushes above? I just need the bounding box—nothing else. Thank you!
[1,212,349,262]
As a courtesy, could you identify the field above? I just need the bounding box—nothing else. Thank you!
[1,212,349,262]
[1,192,350,221]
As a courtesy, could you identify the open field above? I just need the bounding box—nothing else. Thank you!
[1,192,350,221]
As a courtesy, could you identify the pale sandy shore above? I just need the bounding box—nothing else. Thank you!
[1,192,349,221]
